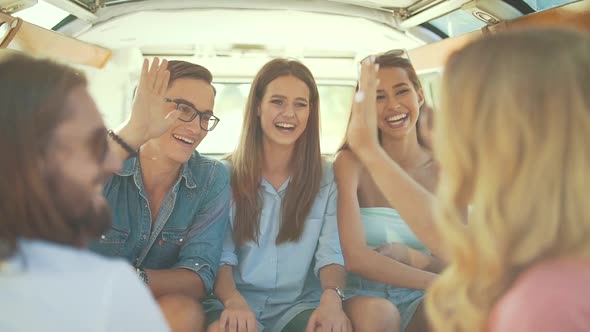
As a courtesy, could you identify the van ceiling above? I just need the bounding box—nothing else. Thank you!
[64,0,423,13]
[47,0,428,58]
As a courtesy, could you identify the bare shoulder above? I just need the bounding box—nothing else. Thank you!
[488,258,590,332]
[333,149,362,180]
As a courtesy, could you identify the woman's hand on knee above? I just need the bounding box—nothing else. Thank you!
[306,291,353,332]
[218,296,258,332]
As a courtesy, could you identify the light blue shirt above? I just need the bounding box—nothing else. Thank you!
[217,161,344,331]
[0,239,170,332]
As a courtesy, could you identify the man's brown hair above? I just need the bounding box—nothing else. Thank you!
[0,53,93,258]
[167,60,216,95]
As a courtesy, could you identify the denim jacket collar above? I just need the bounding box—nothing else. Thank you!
[116,155,197,190]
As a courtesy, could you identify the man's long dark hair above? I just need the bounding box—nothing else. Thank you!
[0,52,97,258]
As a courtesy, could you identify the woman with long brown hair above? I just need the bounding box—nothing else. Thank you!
[345,28,590,332]
[335,51,444,332]
[206,58,397,332]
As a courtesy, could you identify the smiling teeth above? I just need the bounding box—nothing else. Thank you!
[173,134,195,144]
[387,114,408,122]
[276,123,295,129]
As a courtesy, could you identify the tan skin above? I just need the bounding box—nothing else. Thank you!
[345,59,470,264]
[110,58,216,332]
[209,75,353,332]
[335,62,445,332]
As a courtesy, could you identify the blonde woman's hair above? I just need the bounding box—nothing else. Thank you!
[427,28,590,332]
[228,59,322,247]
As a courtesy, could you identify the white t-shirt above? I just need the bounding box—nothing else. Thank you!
[0,239,170,332]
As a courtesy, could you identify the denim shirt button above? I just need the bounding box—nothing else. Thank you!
[100,235,106,240]
[179,238,184,243]
[142,235,147,240]
[195,263,199,266]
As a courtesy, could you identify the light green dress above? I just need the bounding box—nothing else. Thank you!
[346,207,429,331]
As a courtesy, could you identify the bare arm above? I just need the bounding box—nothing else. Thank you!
[145,268,206,300]
[334,151,436,289]
[214,265,248,308]
[377,243,446,274]
[346,59,466,261]
[319,263,347,293]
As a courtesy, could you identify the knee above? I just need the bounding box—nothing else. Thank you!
[158,294,205,332]
[350,298,401,332]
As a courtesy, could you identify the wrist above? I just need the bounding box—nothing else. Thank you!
[223,291,246,308]
[136,267,149,284]
[356,145,387,168]
[117,123,149,150]
[322,286,345,304]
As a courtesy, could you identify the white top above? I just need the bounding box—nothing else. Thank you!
[0,239,170,332]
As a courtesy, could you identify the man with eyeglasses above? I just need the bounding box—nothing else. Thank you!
[89,58,230,332]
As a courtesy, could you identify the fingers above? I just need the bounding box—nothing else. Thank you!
[139,57,169,93]
[139,59,149,87]
[157,70,170,95]
[353,56,379,114]
[236,317,246,332]
[219,310,256,332]
[358,56,379,101]
[154,59,169,95]
[219,312,229,332]
[306,314,318,332]
[228,315,238,332]
[148,57,160,87]
[247,316,258,332]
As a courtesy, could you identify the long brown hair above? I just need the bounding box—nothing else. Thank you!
[0,53,88,258]
[339,53,428,151]
[229,59,322,247]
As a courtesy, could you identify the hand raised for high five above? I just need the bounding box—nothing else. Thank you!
[346,56,381,162]
[117,57,181,150]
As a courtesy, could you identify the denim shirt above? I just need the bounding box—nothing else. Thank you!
[89,151,230,293]
[212,160,344,330]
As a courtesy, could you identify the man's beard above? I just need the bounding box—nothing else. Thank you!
[65,197,112,243]
[46,169,112,244]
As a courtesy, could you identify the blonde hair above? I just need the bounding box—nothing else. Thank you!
[228,59,322,247]
[427,28,590,332]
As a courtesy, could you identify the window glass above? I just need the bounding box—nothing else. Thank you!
[196,83,355,156]
[13,0,69,30]
[429,9,486,38]
[521,0,579,11]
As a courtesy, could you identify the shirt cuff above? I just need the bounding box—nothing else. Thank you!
[220,251,238,266]
[172,260,213,294]
[314,255,345,277]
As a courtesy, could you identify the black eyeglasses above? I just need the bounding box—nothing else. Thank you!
[164,98,220,131]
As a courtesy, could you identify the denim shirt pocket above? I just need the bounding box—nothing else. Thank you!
[96,225,130,257]
[155,228,188,265]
